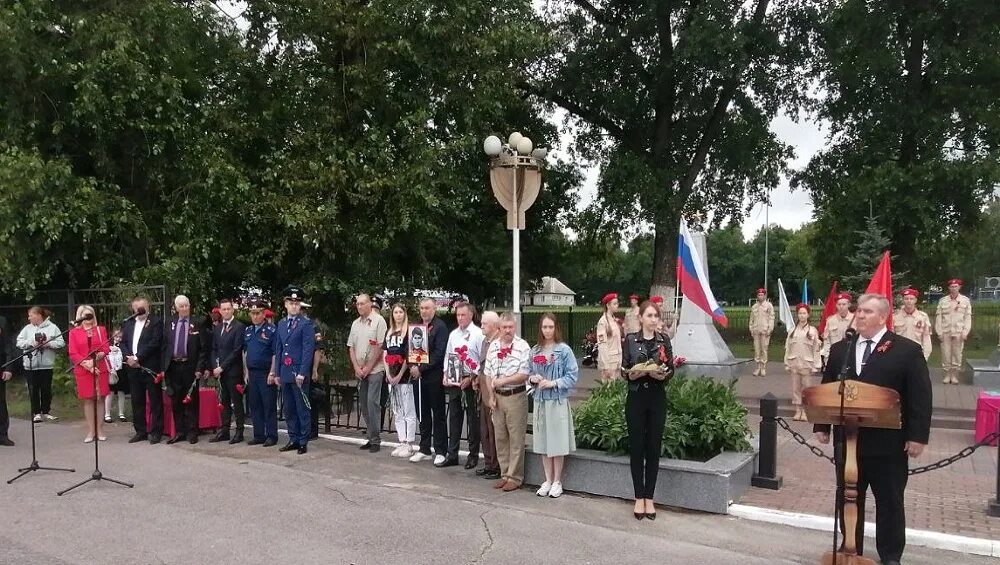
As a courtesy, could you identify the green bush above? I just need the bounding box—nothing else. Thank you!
[574,375,753,461]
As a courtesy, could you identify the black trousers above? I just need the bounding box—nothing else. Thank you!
[219,373,246,432]
[26,369,53,415]
[446,386,480,460]
[0,378,9,439]
[167,361,199,439]
[416,377,447,455]
[836,446,909,562]
[626,381,666,499]
[128,367,164,437]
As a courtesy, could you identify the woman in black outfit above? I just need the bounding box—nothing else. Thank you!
[622,300,674,521]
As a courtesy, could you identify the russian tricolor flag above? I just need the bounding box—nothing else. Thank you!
[676,220,728,327]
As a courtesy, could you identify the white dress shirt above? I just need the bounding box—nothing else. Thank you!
[855,326,887,374]
[131,318,146,359]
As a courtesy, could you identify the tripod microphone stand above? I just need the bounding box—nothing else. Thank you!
[5,330,75,484]
[58,325,132,495]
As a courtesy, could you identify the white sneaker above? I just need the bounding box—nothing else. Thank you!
[536,481,552,497]
[32,414,42,423]
[409,451,431,463]
[390,445,404,457]
[433,454,446,466]
[396,445,413,458]
[549,482,563,498]
[44,414,59,421]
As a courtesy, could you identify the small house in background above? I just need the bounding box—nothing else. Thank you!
[523,276,576,307]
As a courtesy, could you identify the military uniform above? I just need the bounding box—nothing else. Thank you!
[272,286,316,453]
[821,314,853,360]
[895,289,932,360]
[245,316,278,445]
[935,280,972,384]
[784,322,821,420]
[749,291,775,376]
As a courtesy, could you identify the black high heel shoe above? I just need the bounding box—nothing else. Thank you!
[645,512,657,521]
[634,512,645,520]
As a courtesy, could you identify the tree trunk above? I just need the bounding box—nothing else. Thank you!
[650,208,681,311]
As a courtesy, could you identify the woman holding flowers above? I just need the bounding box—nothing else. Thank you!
[621,300,674,521]
[384,303,417,458]
[528,313,579,499]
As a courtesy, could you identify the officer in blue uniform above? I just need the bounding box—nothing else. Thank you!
[270,285,315,454]
[244,301,278,447]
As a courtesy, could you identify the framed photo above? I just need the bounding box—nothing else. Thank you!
[444,353,462,387]
[408,324,429,365]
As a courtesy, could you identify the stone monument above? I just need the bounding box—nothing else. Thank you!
[672,230,750,381]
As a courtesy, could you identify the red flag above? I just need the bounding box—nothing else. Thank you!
[817,281,839,335]
[865,251,894,330]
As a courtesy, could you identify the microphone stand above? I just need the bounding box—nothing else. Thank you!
[831,329,858,565]
[58,326,133,495]
[5,327,76,484]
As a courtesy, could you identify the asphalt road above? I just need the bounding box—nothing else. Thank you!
[0,419,993,565]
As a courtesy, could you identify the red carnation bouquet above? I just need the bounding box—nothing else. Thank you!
[385,353,405,375]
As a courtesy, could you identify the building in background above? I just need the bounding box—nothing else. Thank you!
[522,276,576,307]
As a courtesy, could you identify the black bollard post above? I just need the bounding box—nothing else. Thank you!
[752,393,783,490]
[989,411,1000,518]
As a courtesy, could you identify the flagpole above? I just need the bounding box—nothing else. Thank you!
[764,194,770,292]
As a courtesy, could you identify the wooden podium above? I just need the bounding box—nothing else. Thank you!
[802,380,901,565]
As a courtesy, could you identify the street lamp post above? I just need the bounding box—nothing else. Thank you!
[484,132,547,333]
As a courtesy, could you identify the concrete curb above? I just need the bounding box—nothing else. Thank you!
[728,504,1000,558]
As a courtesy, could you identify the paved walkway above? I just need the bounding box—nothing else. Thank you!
[0,418,993,565]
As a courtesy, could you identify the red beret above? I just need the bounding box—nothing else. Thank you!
[650,295,664,304]
[795,303,811,312]
[601,293,618,305]
[756,288,766,295]
[629,294,640,301]
[211,307,221,314]
[901,288,919,298]
[836,292,852,301]
[947,278,963,286]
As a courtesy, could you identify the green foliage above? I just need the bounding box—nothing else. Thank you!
[574,375,753,462]
[797,0,1000,289]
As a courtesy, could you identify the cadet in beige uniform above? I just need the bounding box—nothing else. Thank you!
[595,293,622,383]
[784,304,821,421]
[749,288,775,376]
[821,292,854,362]
[895,288,932,360]
[624,294,641,335]
[936,278,972,384]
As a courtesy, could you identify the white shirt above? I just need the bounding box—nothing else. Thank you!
[855,326,887,374]
[131,318,146,359]
[446,322,485,374]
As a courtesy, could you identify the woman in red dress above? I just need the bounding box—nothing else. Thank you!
[68,305,111,442]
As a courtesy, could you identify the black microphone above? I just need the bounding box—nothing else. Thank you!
[71,313,94,325]
[121,307,147,323]
[838,327,859,382]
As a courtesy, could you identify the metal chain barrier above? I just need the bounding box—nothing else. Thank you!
[775,417,835,463]
[775,417,1000,475]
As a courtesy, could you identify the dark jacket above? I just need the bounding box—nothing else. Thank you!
[212,319,246,377]
[622,331,674,387]
[121,316,164,373]
[161,316,211,372]
[418,317,449,380]
[814,330,932,457]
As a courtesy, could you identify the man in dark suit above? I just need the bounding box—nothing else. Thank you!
[121,297,165,444]
[814,293,932,565]
[162,295,211,444]
[408,297,450,464]
[210,298,246,444]
[270,285,315,454]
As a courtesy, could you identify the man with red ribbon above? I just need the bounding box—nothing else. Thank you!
[483,312,532,492]
[441,302,485,469]
[347,293,388,453]
[270,285,316,454]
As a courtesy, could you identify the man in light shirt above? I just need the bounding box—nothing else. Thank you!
[347,293,388,453]
[440,302,484,469]
[483,312,531,492]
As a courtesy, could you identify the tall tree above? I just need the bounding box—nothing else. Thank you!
[522,0,810,303]
[797,0,1000,287]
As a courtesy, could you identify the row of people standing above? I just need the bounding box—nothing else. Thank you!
[348,296,581,498]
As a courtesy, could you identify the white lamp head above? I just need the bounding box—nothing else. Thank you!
[515,137,533,155]
[508,131,523,148]
[530,148,547,159]
[483,135,502,157]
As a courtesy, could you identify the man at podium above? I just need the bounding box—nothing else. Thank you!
[813,293,932,565]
